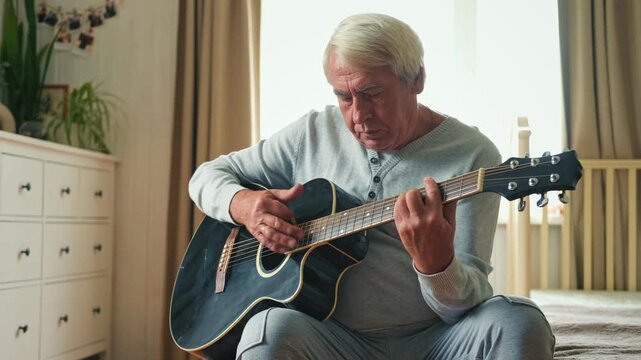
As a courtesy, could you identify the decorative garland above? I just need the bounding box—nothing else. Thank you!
[37,0,122,55]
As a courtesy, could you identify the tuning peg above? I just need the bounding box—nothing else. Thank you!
[518,198,526,212]
[537,193,549,207]
[542,151,551,157]
[558,191,570,204]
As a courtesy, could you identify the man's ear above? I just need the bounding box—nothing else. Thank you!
[412,67,425,94]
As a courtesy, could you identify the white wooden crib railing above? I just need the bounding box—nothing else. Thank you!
[549,159,639,291]
[503,117,640,296]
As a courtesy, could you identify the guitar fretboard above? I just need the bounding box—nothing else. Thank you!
[293,169,484,251]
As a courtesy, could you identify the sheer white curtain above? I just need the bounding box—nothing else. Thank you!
[260,0,564,166]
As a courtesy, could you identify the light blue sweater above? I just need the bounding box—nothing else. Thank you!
[189,105,501,330]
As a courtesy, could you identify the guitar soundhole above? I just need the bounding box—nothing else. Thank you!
[260,250,286,271]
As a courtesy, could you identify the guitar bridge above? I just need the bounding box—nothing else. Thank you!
[215,227,239,294]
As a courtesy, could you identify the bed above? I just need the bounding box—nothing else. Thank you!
[531,290,641,359]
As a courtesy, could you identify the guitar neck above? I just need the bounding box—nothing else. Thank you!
[293,169,485,251]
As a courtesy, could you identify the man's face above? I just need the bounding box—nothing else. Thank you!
[328,52,423,151]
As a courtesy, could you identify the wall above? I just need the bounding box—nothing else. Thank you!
[37,0,179,358]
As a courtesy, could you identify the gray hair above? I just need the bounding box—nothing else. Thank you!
[323,13,424,85]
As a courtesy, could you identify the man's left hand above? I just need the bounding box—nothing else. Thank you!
[394,177,457,274]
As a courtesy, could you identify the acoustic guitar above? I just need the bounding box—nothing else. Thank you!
[170,151,582,359]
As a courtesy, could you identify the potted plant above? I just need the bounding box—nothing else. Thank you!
[0,0,56,135]
[45,81,120,154]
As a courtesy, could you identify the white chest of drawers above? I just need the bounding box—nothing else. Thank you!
[0,131,117,360]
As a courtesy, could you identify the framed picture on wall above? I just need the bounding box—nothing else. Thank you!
[41,84,69,120]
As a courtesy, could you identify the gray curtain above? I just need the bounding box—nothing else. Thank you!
[558,0,641,290]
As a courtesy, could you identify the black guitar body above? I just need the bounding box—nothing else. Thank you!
[170,179,369,359]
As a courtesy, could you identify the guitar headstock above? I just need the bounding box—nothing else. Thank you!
[483,150,583,206]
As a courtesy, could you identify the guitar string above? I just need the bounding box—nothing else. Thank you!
[225,165,490,252]
[226,192,405,265]
[225,176,480,256]
[226,177,478,255]
[223,171,479,254]
[225,159,556,255]
[224,174,562,268]
[224,167,560,266]
[223,162,560,262]
[222,159,564,266]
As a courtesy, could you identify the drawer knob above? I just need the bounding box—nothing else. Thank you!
[60,246,70,254]
[17,325,29,334]
[94,190,103,197]
[59,315,69,323]
[93,307,102,315]
[19,247,31,257]
[94,244,103,252]
[20,182,32,192]
[61,186,71,195]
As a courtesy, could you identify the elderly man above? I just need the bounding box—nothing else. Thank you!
[190,13,554,360]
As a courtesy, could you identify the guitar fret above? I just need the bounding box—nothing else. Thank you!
[308,220,318,245]
[330,211,341,238]
[362,204,370,229]
[302,223,310,247]
[365,204,374,226]
[346,209,357,234]
[310,218,320,245]
[342,210,351,234]
[323,215,330,243]
[358,202,369,230]
[375,201,387,224]
[327,213,336,239]
[338,210,348,235]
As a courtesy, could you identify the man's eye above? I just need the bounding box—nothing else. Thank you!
[340,96,352,103]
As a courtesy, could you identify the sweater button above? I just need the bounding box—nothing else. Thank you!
[373,176,380,183]
[368,191,376,199]
[370,157,379,164]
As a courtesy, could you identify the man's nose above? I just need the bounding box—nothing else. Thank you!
[352,96,370,124]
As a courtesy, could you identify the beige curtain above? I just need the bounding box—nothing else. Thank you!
[558,0,641,290]
[163,1,260,359]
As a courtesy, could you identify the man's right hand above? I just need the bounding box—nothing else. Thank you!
[229,184,304,253]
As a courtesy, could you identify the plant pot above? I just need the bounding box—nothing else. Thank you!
[18,120,45,139]
[0,102,16,132]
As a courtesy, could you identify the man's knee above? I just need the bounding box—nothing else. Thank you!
[480,296,550,332]
[237,307,312,360]
[475,295,555,358]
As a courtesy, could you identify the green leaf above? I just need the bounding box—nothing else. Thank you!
[46,81,120,153]
[1,0,56,128]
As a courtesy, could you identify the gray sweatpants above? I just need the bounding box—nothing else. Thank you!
[236,295,555,360]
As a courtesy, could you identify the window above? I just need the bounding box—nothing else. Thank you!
[260,0,564,159]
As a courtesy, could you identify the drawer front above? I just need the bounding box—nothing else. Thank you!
[41,277,109,358]
[0,154,43,216]
[85,224,112,272]
[44,223,111,278]
[0,223,42,283]
[0,286,41,360]
[80,168,114,218]
[45,163,79,217]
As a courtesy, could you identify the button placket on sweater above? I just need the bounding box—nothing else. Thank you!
[366,149,383,200]
[365,147,406,202]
